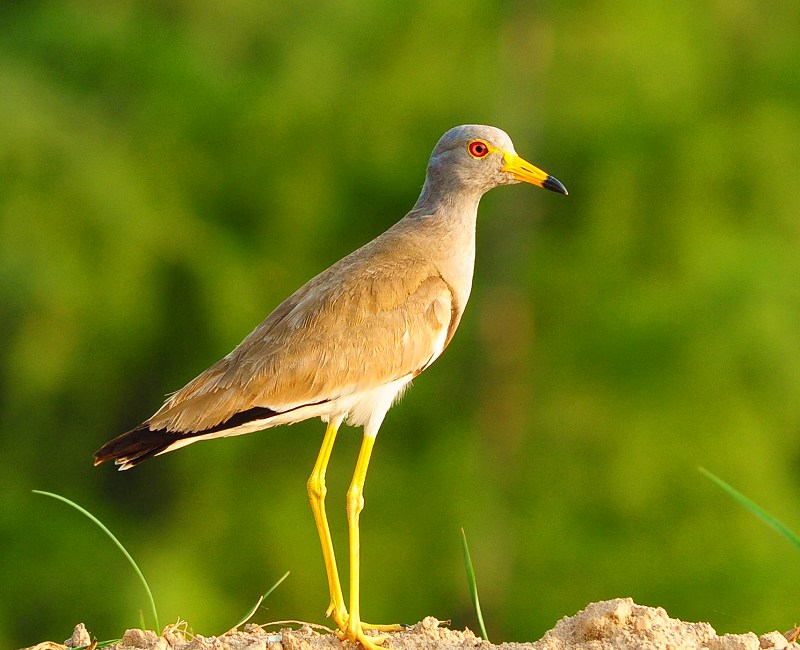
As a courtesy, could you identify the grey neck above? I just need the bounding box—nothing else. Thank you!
[410,177,483,218]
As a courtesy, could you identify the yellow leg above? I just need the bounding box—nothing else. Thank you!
[307,416,348,629]
[309,424,403,648]
[342,433,390,650]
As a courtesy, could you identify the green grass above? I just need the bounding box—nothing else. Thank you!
[31,489,489,644]
[461,528,488,641]
[33,490,160,632]
[699,467,800,550]
[228,570,290,631]
[33,490,294,646]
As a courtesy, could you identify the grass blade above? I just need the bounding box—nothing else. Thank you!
[228,571,290,631]
[460,528,488,641]
[33,490,160,631]
[261,570,291,602]
[699,467,800,550]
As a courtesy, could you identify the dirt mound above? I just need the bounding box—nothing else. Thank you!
[25,598,798,650]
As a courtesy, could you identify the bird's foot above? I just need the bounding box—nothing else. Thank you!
[327,601,405,647]
[327,603,350,632]
[337,624,389,650]
[327,605,402,648]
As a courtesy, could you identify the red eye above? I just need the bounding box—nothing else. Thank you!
[468,140,490,159]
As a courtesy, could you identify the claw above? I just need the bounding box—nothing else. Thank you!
[337,626,388,650]
[327,605,350,632]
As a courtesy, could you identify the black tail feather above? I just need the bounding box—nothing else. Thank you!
[93,405,284,468]
[93,424,183,468]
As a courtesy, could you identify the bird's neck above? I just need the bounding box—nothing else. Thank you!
[412,178,484,216]
[408,184,483,242]
[403,186,483,314]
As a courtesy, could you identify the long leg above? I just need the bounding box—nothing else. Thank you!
[307,414,348,628]
[343,432,388,649]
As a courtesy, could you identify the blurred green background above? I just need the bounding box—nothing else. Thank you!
[2,1,800,647]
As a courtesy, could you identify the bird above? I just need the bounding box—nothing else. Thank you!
[94,124,567,649]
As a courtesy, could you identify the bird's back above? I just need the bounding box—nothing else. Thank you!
[147,213,471,435]
[94,122,569,471]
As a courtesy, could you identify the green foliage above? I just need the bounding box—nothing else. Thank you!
[33,490,159,633]
[229,571,290,632]
[700,468,800,550]
[461,529,488,641]
[2,1,800,647]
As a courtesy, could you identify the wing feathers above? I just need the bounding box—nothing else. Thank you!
[147,255,454,435]
[98,226,460,466]
[94,404,292,468]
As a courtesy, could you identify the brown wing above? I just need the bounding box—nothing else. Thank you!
[147,238,456,434]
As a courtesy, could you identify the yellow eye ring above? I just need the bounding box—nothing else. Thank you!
[467,140,491,159]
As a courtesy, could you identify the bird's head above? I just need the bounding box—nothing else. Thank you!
[425,124,568,197]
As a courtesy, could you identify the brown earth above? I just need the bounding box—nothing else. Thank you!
[24,598,799,650]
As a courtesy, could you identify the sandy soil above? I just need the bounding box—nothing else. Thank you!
[24,598,799,650]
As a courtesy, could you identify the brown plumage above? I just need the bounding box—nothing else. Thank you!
[94,124,567,649]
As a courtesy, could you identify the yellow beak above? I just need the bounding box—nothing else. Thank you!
[502,152,568,195]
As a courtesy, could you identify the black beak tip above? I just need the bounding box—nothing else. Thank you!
[544,175,569,196]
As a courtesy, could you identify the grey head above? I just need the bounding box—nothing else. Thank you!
[419,124,568,202]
